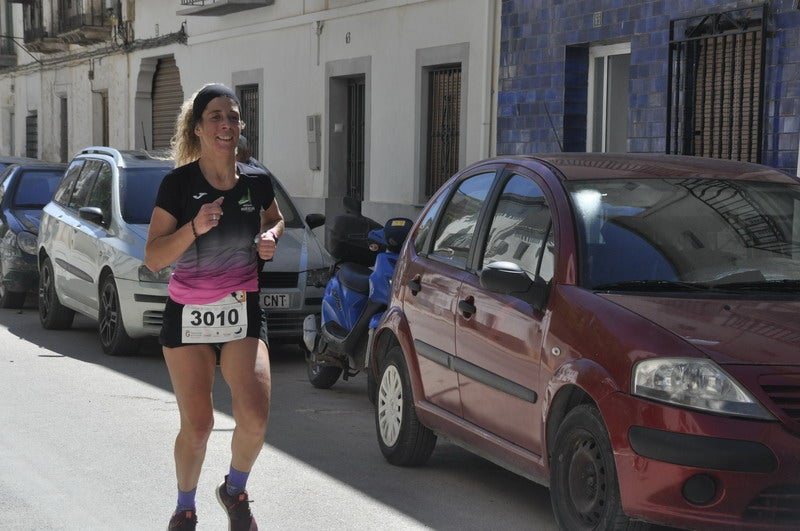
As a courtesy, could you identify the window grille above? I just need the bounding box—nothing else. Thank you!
[426,65,461,197]
[25,112,37,159]
[60,97,68,163]
[238,84,260,160]
[667,5,766,162]
[347,76,365,201]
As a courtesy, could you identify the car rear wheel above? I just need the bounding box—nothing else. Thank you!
[0,264,26,308]
[550,404,639,531]
[38,256,74,330]
[306,348,343,389]
[375,346,436,466]
[99,274,140,356]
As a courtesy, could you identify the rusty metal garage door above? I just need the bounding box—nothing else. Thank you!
[151,56,183,151]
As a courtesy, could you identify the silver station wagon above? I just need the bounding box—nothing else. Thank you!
[37,146,331,355]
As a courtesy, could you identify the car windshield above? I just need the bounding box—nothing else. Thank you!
[567,178,800,290]
[13,169,65,208]
[270,176,303,229]
[120,166,172,224]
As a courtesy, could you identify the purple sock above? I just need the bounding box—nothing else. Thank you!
[176,487,197,512]
[226,466,250,496]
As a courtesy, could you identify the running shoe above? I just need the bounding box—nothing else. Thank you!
[167,509,197,530]
[216,476,258,531]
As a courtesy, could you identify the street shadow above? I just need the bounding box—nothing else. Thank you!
[1,297,560,530]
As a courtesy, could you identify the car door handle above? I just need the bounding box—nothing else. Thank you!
[458,296,476,317]
[408,274,422,295]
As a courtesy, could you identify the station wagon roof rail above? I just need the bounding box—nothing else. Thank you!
[77,146,172,167]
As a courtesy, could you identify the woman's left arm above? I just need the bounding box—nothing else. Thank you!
[256,199,284,260]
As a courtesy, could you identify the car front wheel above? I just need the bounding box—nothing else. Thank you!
[0,262,26,309]
[550,404,639,531]
[99,274,140,356]
[38,256,74,329]
[375,345,436,466]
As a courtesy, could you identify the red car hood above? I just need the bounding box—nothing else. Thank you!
[601,294,800,366]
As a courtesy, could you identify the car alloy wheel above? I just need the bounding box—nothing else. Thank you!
[38,256,74,330]
[98,274,139,356]
[0,263,26,309]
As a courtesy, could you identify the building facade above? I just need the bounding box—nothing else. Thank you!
[498,0,800,175]
[0,0,500,222]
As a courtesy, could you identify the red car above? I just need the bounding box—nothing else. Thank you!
[368,153,800,530]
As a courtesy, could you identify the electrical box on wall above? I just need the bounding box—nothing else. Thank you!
[307,114,321,170]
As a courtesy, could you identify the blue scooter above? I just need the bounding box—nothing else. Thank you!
[303,199,412,389]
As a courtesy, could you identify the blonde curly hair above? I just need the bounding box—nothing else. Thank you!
[169,83,244,167]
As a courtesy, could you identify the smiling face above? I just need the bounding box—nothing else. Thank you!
[194,95,242,157]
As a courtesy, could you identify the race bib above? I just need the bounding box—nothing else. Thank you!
[181,291,248,343]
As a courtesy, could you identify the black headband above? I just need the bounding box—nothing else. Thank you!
[192,84,240,124]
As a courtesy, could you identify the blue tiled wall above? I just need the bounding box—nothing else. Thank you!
[498,0,800,173]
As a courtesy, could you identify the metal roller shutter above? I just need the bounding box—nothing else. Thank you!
[151,56,183,151]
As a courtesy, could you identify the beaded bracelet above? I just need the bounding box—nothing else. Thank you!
[190,218,198,238]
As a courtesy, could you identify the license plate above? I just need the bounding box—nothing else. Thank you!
[261,292,291,308]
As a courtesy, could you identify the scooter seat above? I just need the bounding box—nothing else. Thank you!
[338,262,372,294]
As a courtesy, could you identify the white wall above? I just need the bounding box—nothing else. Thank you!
[0,0,499,220]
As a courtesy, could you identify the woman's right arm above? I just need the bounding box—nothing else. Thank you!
[144,206,195,272]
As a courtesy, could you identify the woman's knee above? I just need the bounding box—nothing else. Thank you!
[234,397,270,437]
[180,411,215,446]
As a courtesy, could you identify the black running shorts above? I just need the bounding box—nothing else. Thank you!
[159,291,263,348]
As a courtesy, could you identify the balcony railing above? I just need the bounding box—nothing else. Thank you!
[58,0,113,44]
[23,27,69,53]
[177,0,274,16]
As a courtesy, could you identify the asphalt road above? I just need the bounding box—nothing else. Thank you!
[0,298,558,530]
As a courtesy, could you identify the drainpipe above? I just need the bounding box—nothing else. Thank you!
[483,0,500,158]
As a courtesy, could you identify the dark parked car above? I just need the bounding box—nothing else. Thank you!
[0,156,43,173]
[369,153,800,530]
[0,161,66,308]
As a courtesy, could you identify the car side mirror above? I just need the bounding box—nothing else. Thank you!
[480,261,549,310]
[306,212,325,230]
[78,206,105,226]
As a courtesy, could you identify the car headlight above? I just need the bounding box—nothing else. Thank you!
[16,231,38,256]
[633,358,773,420]
[138,264,173,283]
[306,266,333,288]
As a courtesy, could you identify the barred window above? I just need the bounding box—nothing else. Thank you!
[426,64,461,197]
[667,5,766,162]
[238,84,260,160]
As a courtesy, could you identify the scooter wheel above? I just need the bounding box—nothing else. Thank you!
[306,351,343,389]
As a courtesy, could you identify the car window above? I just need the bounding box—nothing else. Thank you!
[68,160,101,210]
[53,160,84,205]
[482,174,554,282]
[85,163,113,225]
[413,187,449,255]
[119,166,172,224]
[13,169,65,208]
[431,172,495,267]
